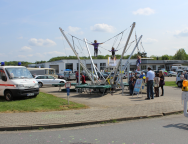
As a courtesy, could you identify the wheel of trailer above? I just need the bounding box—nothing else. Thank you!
[38,82,43,88]
[98,84,108,94]
[4,90,13,101]
[177,81,182,87]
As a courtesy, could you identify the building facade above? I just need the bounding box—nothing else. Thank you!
[28,59,188,73]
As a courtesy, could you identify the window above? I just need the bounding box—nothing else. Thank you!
[100,63,106,70]
[48,76,54,79]
[49,70,55,74]
[0,69,6,79]
[36,76,46,79]
[77,63,83,71]
[160,65,165,68]
[66,63,73,71]
[152,65,156,70]
[141,65,146,70]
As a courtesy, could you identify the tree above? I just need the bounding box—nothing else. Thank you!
[173,48,188,60]
[161,54,169,60]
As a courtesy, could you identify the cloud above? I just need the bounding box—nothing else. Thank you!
[68,26,83,34]
[144,38,158,44]
[91,24,115,33]
[17,36,23,39]
[21,46,32,51]
[29,38,56,47]
[45,51,65,56]
[133,7,155,15]
[18,55,26,58]
[175,27,188,37]
[28,54,33,57]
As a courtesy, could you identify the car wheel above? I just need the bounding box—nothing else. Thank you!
[4,91,13,101]
[60,81,64,83]
[177,81,182,87]
[38,82,43,88]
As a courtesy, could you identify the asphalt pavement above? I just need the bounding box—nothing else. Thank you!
[0,114,188,144]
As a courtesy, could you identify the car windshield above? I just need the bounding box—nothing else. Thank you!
[6,67,33,79]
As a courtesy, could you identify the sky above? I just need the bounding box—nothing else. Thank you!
[0,0,188,62]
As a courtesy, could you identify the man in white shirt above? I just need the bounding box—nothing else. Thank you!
[146,67,155,100]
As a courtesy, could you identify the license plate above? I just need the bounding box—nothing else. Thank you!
[27,93,34,96]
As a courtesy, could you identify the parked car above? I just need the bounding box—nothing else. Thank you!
[64,73,76,81]
[167,71,177,77]
[35,75,66,88]
[176,72,187,87]
[57,73,64,79]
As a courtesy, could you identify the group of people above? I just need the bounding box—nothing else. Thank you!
[75,71,87,84]
[129,67,165,100]
[90,40,118,59]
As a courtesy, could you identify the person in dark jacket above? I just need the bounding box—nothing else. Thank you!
[129,76,135,95]
[184,71,188,80]
[159,70,165,96]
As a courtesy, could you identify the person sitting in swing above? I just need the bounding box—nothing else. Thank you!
[90,40,103,57]
[136,55,141,71]
[109,47,118,59]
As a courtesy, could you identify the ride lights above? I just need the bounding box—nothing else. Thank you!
[182,80,188,91]
[1,62,5,66]
[18,62,21,66]
[14,84,24,88]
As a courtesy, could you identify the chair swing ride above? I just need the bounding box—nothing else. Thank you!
[59,22,146,95]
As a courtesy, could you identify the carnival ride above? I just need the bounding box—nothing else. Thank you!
[58,22,143,95]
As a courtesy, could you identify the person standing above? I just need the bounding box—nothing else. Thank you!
[90,40,103,57]
[134,72,139,79]
[146,67,155,100]
[76,71,79,83]
[180,72,184,80]
[159,70,165,96]
[184,71,187,80]
[154,73,160,97]
[129,76,135,95]
[81,73,86,84]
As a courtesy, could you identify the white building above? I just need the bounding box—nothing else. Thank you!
[28,59,188,73]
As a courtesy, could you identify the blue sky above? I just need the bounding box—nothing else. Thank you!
[0,0,188,62]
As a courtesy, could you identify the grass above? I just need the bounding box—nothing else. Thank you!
[0,92,88,113]
[164,81,177,87]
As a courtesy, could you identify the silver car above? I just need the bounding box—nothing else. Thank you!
[35,75,66,88]
[64,73,76,81]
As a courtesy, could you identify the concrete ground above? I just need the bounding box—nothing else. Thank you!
[0,114,187,144]
[0,77,182,130]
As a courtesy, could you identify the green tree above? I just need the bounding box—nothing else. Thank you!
[161,54,170,60]
[173,48,188,60]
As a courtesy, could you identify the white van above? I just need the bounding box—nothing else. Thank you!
[0,66,39,101]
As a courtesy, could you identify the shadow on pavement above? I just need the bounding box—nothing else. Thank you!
[163,123,188,131]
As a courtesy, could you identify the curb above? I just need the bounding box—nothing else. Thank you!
[0,112,181,131]
[163,110,183,116]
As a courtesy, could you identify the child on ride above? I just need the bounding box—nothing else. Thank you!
[109,47,118,59]
[136,55,141,71]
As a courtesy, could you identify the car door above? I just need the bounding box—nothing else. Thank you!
[47,76,56,84]
[0,69,9,96]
